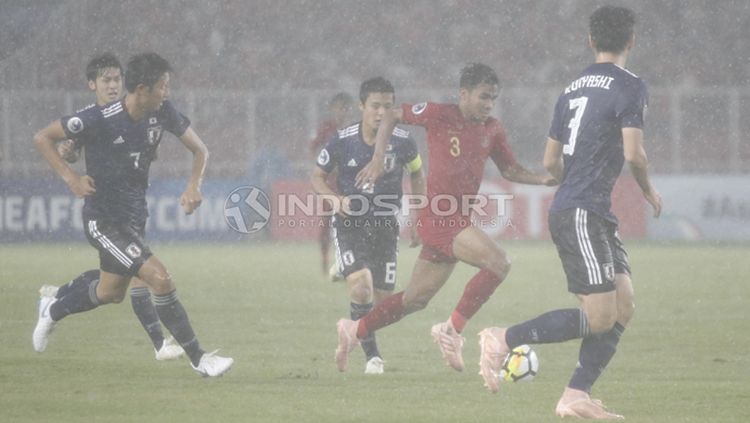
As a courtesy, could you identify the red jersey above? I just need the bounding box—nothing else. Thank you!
[401,102,518,244]
[309,119,340,155]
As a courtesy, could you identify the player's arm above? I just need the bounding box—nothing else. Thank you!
[355,107,404,188]
[33,120,95,197]
[501,162,558,186]
[310,166,349,216]
[405,156,425,247]
[623,127,662,217]
[543,137,564,182]
[177,126,209,214]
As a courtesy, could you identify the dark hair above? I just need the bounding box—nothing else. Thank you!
[589,5,636,53]
[359,77,395,104]
[85,53,122,81]
[124,52,173,93]
[329,92,354,109]
[459,63,499,89]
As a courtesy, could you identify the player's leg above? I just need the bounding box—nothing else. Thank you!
[33,269,129,353]
[449,226,511,333]
[39,269,99,299]
[320,216,332,275]
[137,255,233,376]
[566,228,633,406]
[129,277,184,360]
[336,256,455,371]
[478,209,615,394]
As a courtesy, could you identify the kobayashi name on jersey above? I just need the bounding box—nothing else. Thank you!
[564,75,615,94]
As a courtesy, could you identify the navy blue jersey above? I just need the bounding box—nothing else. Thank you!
[61,99,190,225]
[316,122,420,217]
[548,63,648,223]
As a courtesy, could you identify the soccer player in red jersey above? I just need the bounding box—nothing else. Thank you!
[334,63,557,372]
[309,92,354,276]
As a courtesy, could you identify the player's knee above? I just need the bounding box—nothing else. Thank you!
[617,296,636,326]
[488,252,511,280]
[347,270,373,303]
[587,309,618,335]
[97,285,127,304]
[349,281,373,303]
[147,271,174,294]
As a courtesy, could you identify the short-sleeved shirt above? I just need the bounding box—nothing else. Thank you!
[400,102,518,242]
[61,99,190,226]
[548,63,648,223]
[316,122,420,218]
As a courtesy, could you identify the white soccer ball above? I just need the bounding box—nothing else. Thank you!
[499,344,539,382]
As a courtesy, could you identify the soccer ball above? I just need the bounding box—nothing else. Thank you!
[500,345,539,382]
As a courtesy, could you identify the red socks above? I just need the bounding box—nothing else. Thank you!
[451,269,503,333]
[357,292,405,339]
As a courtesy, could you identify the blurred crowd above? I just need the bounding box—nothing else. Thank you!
[2,0,748,91]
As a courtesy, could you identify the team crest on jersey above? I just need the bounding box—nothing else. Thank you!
[480,136,489,148]
[125,243,142,259]
[383,153,396,172]
[147,126,163,145]
[603,262,615,282]
[412,102,427,115]
[67,117,84,134]
[317,148,330,166]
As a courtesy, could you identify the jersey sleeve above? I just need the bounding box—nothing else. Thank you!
[161,100,192,137]
[616,79,648,129]
[547,94,566,142]
[60,106,102,145]
[489,123,518,171]
[401,136,422,173]
[316,133,339,173]
[401,102,441,128]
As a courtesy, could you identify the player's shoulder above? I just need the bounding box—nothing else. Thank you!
[407,101,453,116]
[337,122,360,140]
[74,102,97,114]
[612,65,647,91]
[99,99,125,119]
[391,126,410,139]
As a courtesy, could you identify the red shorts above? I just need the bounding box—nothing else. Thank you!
[417,214,471,264]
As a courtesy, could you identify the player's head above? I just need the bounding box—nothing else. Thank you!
[589,5,636,54]
[125,52,173,111]
[86,53,122,105]
[359,77,395,132]
[458,63,499,122]
[328,92,354,127]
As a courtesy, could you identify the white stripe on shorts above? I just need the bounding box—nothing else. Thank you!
[575,209,601,285]
[88,220,133,267]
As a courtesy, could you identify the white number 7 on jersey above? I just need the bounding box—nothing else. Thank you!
[130,152,141,169]
[564,96,588,156]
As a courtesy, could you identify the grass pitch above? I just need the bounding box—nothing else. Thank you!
[1,241,748,422]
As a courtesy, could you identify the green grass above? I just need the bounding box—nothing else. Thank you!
[1,241,748,422]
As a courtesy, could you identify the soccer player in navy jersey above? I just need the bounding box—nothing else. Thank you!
[311,77,425,374]
[478,6,662,418]
[308,92,354,278]
[335,64,556,373]
[32,52,233,377]
[45,52,184,362]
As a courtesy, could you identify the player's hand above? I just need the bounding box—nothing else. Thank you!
[644,187,662,218]
[57,139,80,163]
[408,225,421,248]
[180,186,203,214]
[541,175,559,186]
[355,156,384,189]
[68,175,96,197]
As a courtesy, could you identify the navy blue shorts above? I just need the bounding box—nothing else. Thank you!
[549,208,630,295]
[84,219,152,276]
